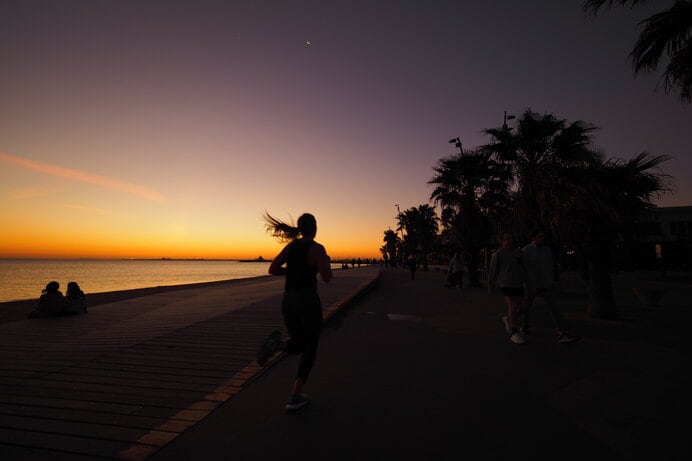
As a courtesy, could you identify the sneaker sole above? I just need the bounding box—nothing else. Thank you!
[559,336,581,344]
[257,331,281,366]
[286,400,309,411]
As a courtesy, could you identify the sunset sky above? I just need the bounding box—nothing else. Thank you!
[1,1,690,260]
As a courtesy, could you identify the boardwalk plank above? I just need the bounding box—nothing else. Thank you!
[0,403,196,432]
[0,427,157,459]
[0,444,105,461]
[0,394,144,415]
[0,384,214,409]
[0,414,180,443]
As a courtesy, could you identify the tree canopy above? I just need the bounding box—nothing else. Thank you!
[584,0,692,101]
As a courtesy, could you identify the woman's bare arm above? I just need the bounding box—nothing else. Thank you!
[268,245,289,276]
[310,243,332,283]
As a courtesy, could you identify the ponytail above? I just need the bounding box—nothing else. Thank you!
[263,212,300,242]
[262,212,317,242]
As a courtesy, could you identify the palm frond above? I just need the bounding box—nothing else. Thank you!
[583,0,655,15]
[664,41,692,100]
[631,1,692,73]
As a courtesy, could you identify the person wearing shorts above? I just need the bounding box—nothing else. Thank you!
[487,231,528,344]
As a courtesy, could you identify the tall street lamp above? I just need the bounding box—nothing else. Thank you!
[449,137,462,154]
[503,110,516,130]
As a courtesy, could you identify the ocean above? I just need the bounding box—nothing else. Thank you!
[0,259,306,303]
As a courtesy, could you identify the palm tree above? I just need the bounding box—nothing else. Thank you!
[483,109,671,318]
[429,149,512,286]
[395,210,415,260]
[396,205,439,271]
[382,229,400,267]
[481,109,599,238]
[414,204,439,271]
[562,152,672,317]
[584,0,692,101]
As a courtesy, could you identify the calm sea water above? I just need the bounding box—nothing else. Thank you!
[0,259,284,303]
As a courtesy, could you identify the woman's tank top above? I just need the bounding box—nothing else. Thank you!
[285,240,318,291]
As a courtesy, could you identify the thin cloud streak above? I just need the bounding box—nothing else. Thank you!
[0,152,165,202]
[8,185,63,199]
[59,203,117,215]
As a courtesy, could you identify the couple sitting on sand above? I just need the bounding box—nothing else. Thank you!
[28,281,87,318]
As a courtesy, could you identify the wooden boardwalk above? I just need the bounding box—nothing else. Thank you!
[0,267,380,460]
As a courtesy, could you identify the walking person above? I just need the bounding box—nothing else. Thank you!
[407,254,418,280]
[522,229,580,344]
[447,251,464,290]
[487,231,528,344]
[257,212,333,411]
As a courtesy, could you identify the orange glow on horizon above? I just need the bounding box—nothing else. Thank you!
[0,227,381,260]
[0,244,381,261]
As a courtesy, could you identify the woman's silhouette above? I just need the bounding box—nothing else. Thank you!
[258,212,333,411]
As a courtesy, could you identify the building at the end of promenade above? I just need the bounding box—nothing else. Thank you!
[625,206,692,270]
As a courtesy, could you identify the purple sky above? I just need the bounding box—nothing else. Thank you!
[1,1,690,258]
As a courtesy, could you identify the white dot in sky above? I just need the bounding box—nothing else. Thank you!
[306,41,311,45]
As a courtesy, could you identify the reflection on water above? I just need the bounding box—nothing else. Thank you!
[0,259,342,303]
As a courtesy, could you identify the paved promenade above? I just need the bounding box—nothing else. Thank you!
[2,266,690,460]
[0,267,379,460]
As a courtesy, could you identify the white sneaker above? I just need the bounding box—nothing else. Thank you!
[286,393,309,411]
[510,332,525,344]
[501,316,512,334]
[558,332,581,344]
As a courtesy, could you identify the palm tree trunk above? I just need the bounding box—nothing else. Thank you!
[586,238,619,318]
[465,250,482,287]
[587,259,618,318]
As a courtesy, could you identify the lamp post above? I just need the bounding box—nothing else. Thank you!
[449,137,462,154]
[503,110,516,130]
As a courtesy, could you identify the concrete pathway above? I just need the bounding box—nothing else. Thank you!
[151,268,691,461]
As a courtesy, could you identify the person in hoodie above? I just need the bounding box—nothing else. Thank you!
[487,231,528,345]
[522,229,580,344]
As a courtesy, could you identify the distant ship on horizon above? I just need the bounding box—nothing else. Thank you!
[238,256,268,262]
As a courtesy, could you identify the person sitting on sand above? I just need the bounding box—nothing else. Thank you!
[29,281,65,318]
[64,281,87,315]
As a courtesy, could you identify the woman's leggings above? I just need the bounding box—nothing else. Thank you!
[281,287,323,383]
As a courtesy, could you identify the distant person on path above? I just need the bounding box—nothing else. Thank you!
[407,254,418,280]
[522,229,580,344]
[64,281,88,315]
[446,252,464,290]
[487,232,528,344]
[29,281,65,318]
[258,212,333,411]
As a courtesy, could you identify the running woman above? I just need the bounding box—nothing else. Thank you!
[258,212,333,411]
